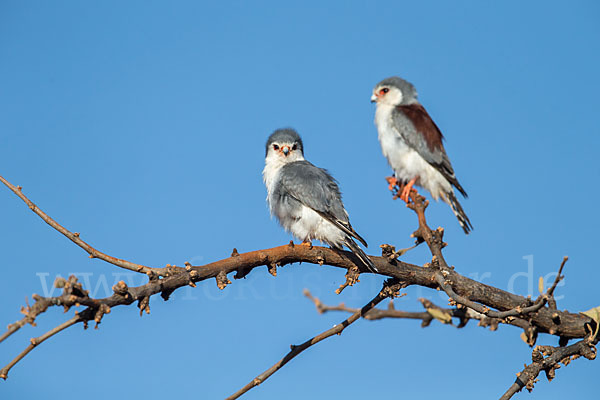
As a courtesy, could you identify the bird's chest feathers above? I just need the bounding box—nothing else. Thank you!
[263,159,303,220]
[375,105,414,171]
[263,158,285,206]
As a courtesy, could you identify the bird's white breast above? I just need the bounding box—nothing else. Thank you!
[285,205,345,247]
[374,104,451,200]
[263,156,284,213]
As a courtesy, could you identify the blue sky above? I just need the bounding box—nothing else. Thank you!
[1,1,599,399]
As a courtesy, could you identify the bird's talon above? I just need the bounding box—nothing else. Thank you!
[399,177,418,203]
[301,240,313,249]
[385,176,398,192]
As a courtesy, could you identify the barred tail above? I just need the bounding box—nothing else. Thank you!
[344,238,378,273]
[446,191,473,234]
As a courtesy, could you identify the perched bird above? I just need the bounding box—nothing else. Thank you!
[371,76,472,234]
[263,128,377,273]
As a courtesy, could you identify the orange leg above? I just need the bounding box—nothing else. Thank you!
[400,177,418,202]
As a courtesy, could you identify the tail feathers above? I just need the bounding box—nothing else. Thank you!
[446,191,473,234]
[344,238,378,273]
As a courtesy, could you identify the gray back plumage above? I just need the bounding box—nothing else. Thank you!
[265,128,304,156]
[272,160,348,222]
[391,109,453,175]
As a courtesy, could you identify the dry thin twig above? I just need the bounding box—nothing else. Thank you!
[0,300,50,345]
[226,280,405,400]
[499,339,597,399]
[0,275,98,345]
[0,175,174,276]
[303,289,535,331]
[435,256,566,320]
[0,313,84,379]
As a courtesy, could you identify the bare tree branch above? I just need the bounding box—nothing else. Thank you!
[0,175,175,276]
[436,257,568,321]
[0,235,592,381]
[500,339,597,399]
[303,289,534,332]
[226,279,405,400]
[0,313,85,379]
[0,275,100,345]
[0,175,597,399]
[405,191,577,340]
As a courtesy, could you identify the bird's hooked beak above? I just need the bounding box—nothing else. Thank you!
[370,93,378,103]
[281,145,290,156]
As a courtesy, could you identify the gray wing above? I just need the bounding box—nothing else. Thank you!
[392,104,467,197]
[275,161,368,247]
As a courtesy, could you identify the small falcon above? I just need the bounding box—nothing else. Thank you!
[263,128,377,273]
[371,76,472,234]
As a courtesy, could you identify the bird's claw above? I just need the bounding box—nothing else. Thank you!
[399,177,418,203]
[386,176,419,202]
[300,240,313,249]
[399,186,417,202]
[385,176,398,192]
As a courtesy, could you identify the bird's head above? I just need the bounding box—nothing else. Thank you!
[371,76,418,106]
[265,128,305,163]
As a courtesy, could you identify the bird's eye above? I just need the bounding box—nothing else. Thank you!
[292,144,297,150]
[273,144,279,150]
[380,88,389,95]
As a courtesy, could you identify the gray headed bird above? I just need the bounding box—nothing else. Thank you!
[263,128,377,273]
[371,76,472,234]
